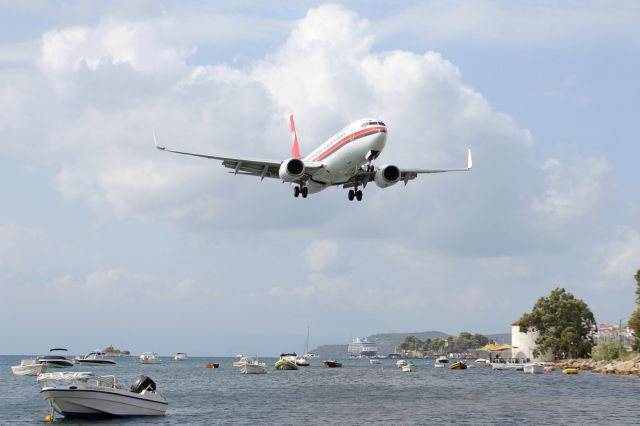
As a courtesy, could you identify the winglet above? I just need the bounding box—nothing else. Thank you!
[289,114,302,159]
[467,148,473,170]
[153,128,166,150]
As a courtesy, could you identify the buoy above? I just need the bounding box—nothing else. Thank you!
[44,414,53,422]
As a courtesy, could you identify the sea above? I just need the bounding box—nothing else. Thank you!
[2,355,639,425]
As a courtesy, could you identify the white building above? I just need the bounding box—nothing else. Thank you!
[511,320,554,362]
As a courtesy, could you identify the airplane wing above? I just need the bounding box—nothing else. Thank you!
[340,149,473,188]
[154,131,321,181]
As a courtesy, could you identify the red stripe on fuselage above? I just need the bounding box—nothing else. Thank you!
[311,126,386,162]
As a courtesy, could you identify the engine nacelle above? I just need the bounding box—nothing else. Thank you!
[278,158,305,182]
[374,165,401,188]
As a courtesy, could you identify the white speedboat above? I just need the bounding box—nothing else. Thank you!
[37,348,74,368]
[396,359,408,368]
[11,359,48,376]
[434,355,449,368]
[295,356,310,367]
[238,356,267,374]
[523,362,545,374]
[138,352,162,364]
[75,351,116,366]
[369,359,381,365]
[401,362,416,372]
[174,353,188,361]
[38,372,167,419]
[304,352,320,358]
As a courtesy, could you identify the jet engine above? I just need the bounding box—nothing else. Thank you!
[278,158,305,182]
[374,165,401,188]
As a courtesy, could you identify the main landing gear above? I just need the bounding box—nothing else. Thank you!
[348,188,363,201]
[293,186,308,198]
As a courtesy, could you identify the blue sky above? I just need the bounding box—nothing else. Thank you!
[0,1,639,356]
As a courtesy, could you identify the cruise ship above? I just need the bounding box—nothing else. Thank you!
[347,337,378,358]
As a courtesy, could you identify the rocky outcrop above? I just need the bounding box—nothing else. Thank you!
[554,356,640,376]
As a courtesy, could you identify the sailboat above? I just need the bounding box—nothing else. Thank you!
[296,326,313,366]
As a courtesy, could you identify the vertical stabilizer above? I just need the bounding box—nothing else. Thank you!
[289,114,302,159]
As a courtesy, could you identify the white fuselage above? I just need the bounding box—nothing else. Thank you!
[303,118,387,193]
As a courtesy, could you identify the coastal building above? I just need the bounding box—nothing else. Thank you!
[592,323,634,352]
[511,320,554,362]
[347,337,378,358]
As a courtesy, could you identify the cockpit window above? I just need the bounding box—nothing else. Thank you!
[378,121,385,126]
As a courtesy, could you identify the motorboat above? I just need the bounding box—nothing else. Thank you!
[138,352,162,364]
[562,367,578,375]
[237,356,267,374]
[275,353,299,370]
[450,361,468,370]
[401,362,416,372]
[396,359,408,368]
[475,358,490,365]
[434,355,449,368]
[205,362,219,369]
[523,363,545,374]
[304,352,320,358]
[369,358,381,365]
[174,353,188,361]
[11,359,48,376]
[491,357,527,371]
[295,356,310,367]
[37,348,74,368]
[323,360,343,368]
[38,372,167,419]
[75,351,116,366]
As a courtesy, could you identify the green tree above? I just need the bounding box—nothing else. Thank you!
[519,288,596,359]
[398,335,423,351]
[628,269,640,351]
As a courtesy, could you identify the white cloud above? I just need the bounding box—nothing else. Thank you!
[597,227,640,286]
[531,157,610,225]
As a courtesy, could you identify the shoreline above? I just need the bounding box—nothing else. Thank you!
[554,356,640,376]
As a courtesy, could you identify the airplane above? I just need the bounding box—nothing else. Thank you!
[155,115,472,201]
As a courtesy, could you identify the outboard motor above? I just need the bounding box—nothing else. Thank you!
[130,375,157,393]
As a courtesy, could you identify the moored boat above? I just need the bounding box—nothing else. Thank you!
[434,355,449,368]
[205,362,219,369]
[11,359,48,376]
[562,367,578,375]
[37,348,74,368]
[323,360,342,368]
[38,372,167,419]
[449,361,468,370]
[174,353,188,361]
[138,352,162,364]
[275,353,299,370]
[396,359,408,368]
[295,356,310,367]
[401,362,416,372]
[369,358,381,365]
[523,363,545,374]
[75,351,116,366]
[237,356,267,374]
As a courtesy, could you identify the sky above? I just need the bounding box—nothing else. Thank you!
[0,1,639,356]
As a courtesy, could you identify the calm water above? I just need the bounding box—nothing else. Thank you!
[2,355,639,425]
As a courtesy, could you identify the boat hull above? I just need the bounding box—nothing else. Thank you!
[562,367,578,375]
[401,364,416,372]
[41,387,167,418]
[75,360,116,366]
[275,359,299,370]
[523,363,545,374]
[240,364,267,374]
[323,361,342,368]
[11,362,47,376]
[450,361,468,370]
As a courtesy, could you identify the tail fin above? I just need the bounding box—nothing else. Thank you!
[289,114,302,159]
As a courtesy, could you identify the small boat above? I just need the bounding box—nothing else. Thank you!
[562,367,578,375]
[396,359,408,368]
[323,360,342,368]
[434,355,448,368]
[523,363,545,374]
[238,356,267,374]
[37,348,75,368]
[275,353,299,370]
[205,362,219,369]
[491,357,527,371]
[401,362,416,372]
[11,359,48,376]
[369,358,381,365]
[38,372,167,419]
[75,351,116,366]
[449,361,468,370]
[295,356,310,366]
[304,352,320,358]
[475,358,489,364]
[174,353,188,361]
[138,352,162,364]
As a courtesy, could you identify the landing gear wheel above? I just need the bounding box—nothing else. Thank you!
[356,190,363,201]
[301,187,308,198]
[348,189,355,201]
[294,186,300,198]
